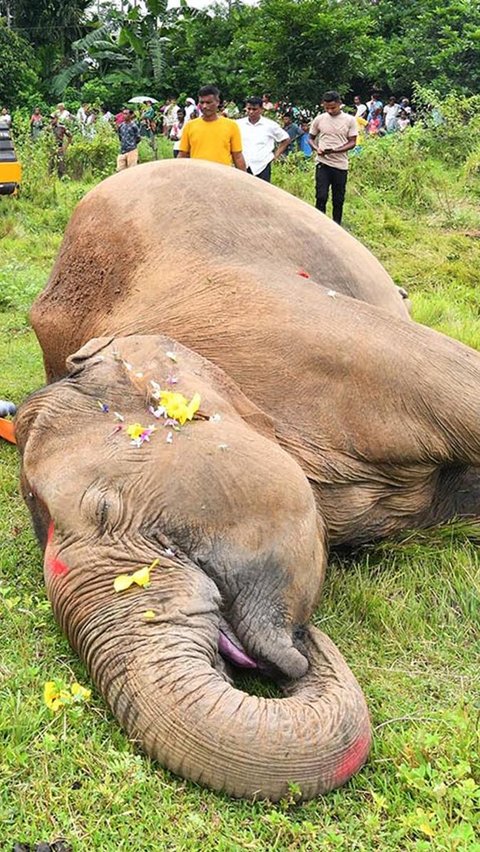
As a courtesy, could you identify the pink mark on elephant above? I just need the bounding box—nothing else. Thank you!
[45,521,69,577]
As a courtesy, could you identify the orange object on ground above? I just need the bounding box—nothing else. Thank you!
[0,418,16,443]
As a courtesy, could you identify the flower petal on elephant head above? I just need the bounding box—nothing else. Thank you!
[113,573,134,592]
[143,610,156,620]
[126,423,145,441]
[97,400,109,413]
[114,559,159,593]
[185,392,201,422]
[127,423,156,445]
[166,351,178,363]
[131,565,152,587]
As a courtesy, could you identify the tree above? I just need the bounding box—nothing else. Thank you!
[243,0,371,107]
[365,0,480,95]
[0,22,39,106]
[51,0,207,98]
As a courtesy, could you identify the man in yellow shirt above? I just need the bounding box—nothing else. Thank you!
[178,85,246,170]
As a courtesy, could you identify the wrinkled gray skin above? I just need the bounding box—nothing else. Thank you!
[16,335,371,802]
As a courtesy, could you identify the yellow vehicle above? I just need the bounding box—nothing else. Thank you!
[0,130,22,195]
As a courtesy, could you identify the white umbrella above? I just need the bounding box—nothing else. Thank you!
[128,96,159,104]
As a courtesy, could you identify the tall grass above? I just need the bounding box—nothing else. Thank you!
[1,108,480,850]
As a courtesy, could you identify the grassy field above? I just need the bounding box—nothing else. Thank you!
[0,127,479,851]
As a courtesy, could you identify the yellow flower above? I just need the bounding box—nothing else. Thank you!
[126,423,144,440]
[159,390,201,425]
[44,680,68,712]
[71,683,91,702]
[113,559,159,593]
[44,679,91,712]
[143,610,156,620]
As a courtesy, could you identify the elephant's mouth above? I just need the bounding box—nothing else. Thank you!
[218,620,260,670]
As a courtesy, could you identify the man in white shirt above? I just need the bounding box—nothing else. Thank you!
[237,96,291,182]
[353,95,367,119]
[383,96,400,132]
[308,91,357,226]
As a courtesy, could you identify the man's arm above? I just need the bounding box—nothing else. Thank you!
[311,136,357,156]
[331,136,357,153]
[177,150,190,158]
[273,137,292,160]
[232,151,247,171]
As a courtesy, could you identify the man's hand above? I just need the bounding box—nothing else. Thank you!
[232,151,247,171]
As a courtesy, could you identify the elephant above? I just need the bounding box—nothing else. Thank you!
[16,334,371,801]
[20,161,480,798]
[31,160,409,386]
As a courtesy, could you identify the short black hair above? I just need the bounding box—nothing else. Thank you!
[198,85,220,99]
[245,96,263,108]
[322,91,341,103]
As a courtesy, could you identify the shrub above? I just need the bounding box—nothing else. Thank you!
[65,126,118,180]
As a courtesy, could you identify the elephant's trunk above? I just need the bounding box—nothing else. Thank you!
[46,546,370,801]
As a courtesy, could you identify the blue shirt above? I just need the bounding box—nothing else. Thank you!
[118,121,141,153]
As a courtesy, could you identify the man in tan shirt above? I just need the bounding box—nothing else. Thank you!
[309,91,357,226]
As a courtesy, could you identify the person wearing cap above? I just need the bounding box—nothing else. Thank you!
[237,96,291,182]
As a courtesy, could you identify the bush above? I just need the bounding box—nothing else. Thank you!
[65,127,118,180]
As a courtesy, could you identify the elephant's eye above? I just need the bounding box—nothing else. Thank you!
[97,498,109,534]
[81,482,120,534]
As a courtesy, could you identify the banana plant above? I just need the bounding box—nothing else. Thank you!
[52,0,205,95]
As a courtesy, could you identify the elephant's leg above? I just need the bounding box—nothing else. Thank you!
[424,464,480,527]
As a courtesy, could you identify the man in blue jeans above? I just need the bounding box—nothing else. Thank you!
[308,91,357,226]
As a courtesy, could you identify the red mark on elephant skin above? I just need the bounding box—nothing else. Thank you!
[45,521,69,577]
[332,731,371,787]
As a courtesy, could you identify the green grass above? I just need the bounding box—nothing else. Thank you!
[1,132,480,851]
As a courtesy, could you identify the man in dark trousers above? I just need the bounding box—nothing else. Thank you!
[308,91,357,226]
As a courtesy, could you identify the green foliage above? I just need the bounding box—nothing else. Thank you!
[0,23,39,106]
[65,126,119,179]
[365,0,480,95]
[244,0,370,106]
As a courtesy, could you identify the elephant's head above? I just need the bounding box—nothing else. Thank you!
[16,334,371,800]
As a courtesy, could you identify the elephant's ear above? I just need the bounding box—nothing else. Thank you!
[203,363,276,441]
[234,395,276,441]
[65,336,115,376]
[14,385,56,455]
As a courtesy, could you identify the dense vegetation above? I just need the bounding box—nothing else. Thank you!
[1,0,480,112]
[1,109,479,849]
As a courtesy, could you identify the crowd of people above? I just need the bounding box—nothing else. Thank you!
[1,86,419,223]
